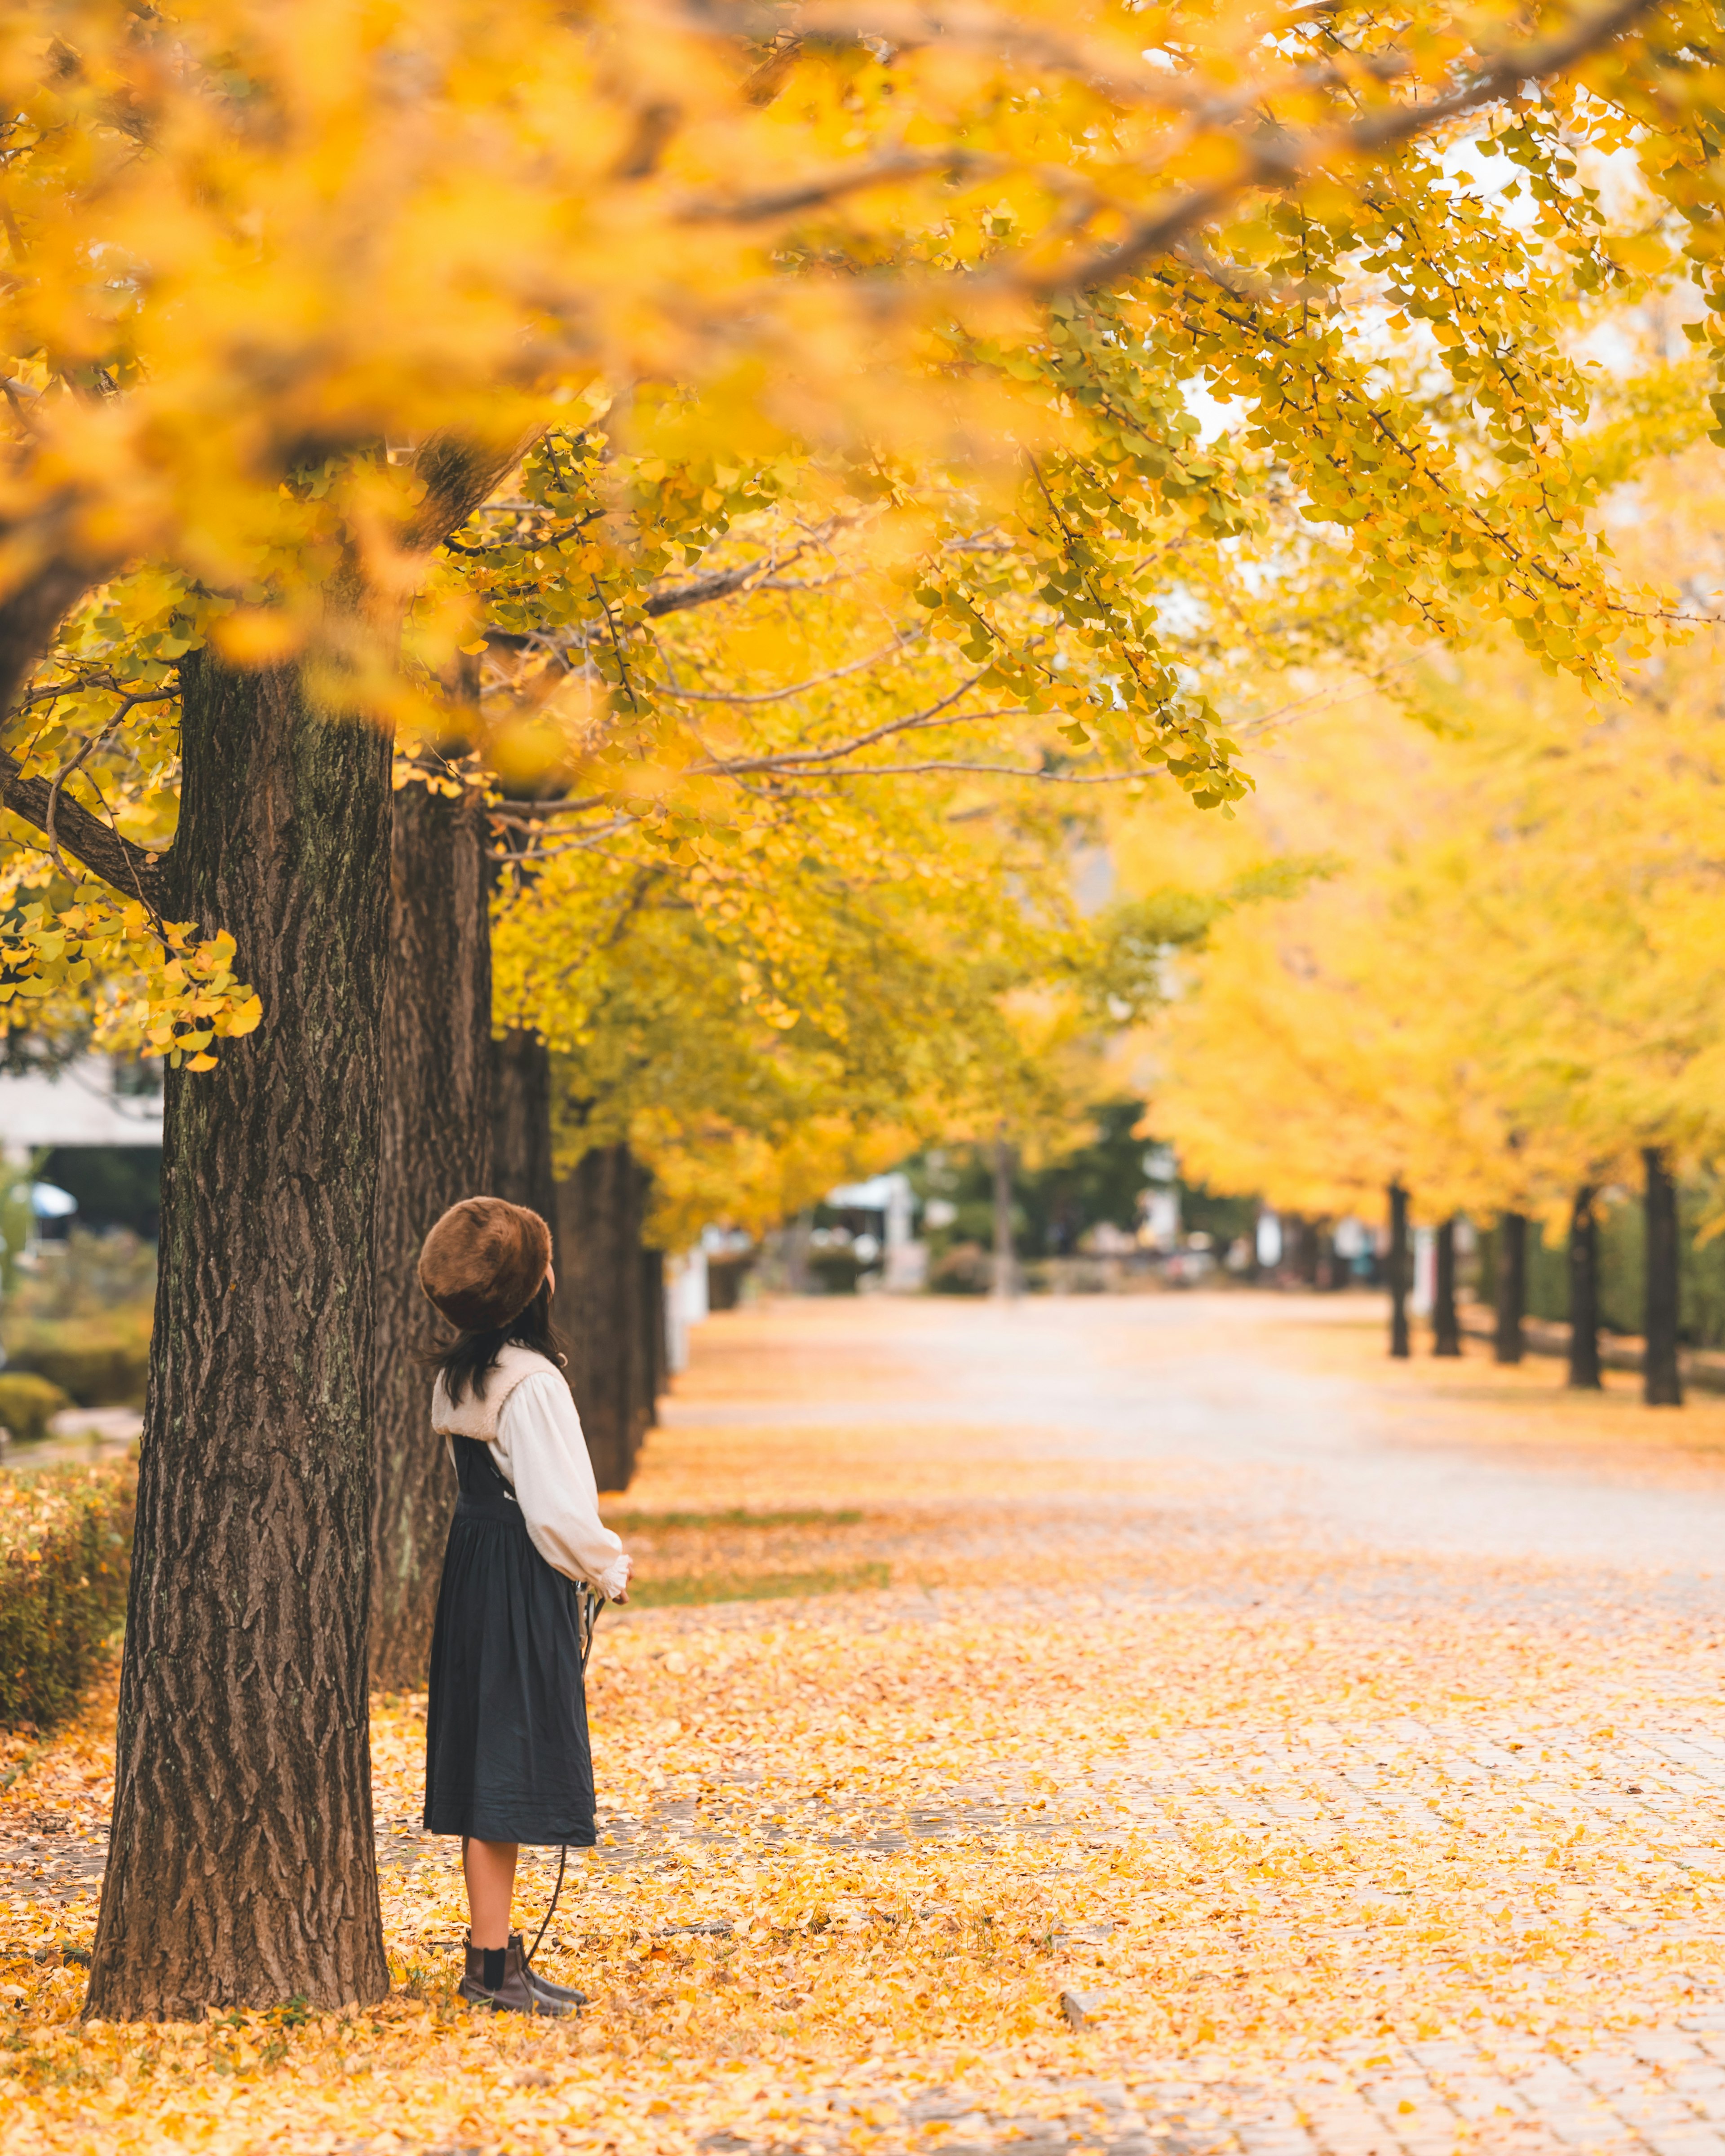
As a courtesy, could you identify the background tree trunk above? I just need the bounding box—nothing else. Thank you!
[87,651,392,2020]
[991,1126,1017,1299]
[553,1144,650,1491]
[490,1028,557,1234]
[642,1246,665,1434]
[1567,1185,1602,1391]
[1494,1211,1527,1365]
[1432,1216,1461,1356]
[1643,1146,1683,1407]
[369,781,492,1690]
[1388,1184,1411,1359]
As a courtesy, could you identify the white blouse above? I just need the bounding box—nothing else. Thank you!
[441,1370,632,1601]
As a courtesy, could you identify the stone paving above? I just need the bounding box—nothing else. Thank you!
[597,1295,1725,2156]
[11,1291,1725,2155]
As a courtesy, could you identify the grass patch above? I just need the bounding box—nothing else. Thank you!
[608,1506,864,1531]
[629,1561,889,1608]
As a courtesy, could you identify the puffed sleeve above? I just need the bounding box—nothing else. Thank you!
[492,1373,632,1600]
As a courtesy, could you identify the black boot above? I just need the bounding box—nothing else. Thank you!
[460,1935,574,2017]
[511,1930,588,2008]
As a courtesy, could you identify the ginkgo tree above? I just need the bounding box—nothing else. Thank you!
[0,0,1719,2021]
[1143,447,1725,1386]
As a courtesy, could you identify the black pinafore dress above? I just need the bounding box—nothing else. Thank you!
[422,1432,597,1846]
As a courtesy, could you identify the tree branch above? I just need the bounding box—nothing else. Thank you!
[680,147,998,223]
[687,0,1657,299]
[0,748,167,907]
[1036,0,1660,298]
[402,429,543,557]
[0,555,105,728]
[642,560,781,617]
[797,757,1156,782]
[654,632,922,703]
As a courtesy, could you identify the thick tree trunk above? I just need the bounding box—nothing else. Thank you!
[1567,1185,1602,1391]
[991,1126,1017,1299]
[1388,1184,1411,1359]
[87,651,392,2020]
[1494,1211,1527,1365]
[491,1028,557,1233]
[1432,1216,1462,1356]
[369,782,492,1690]
[553,1144,647,1492]
[1643,1146,1683,1407]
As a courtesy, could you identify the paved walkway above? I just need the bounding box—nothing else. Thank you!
[610,1294,1725,2156]
[9,1290,1725,2156]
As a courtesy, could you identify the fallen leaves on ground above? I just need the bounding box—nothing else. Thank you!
[3,1294,1725,2154]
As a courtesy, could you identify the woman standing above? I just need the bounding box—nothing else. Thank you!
[418,1196,634,2016]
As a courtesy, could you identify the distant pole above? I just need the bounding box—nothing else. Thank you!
[1388,1183,1411,1359]
[784,1209,813,1296]
[1494,1211,1527,1365]
[1643,1147,1683,1407]
[1567,1185,1602,1390]
[991,1124,1017,1300]
[1432,1217,1462,1356]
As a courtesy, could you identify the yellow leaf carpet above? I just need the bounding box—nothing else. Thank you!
[5,1293,1725,2156]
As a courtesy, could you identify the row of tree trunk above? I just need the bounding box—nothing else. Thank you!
[368,835,662,1691]
[1385,1149,1685,1407]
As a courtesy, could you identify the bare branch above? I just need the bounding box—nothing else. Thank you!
[680,146,999,223]
[688,688,1018,776]
[1035,0,1660,297]
[812,758,1159,782]
[788,1,1292,111]
[0,554,106,728]
[0,746,168,907]
[642,562,760,617]
[401,429,543,557]
[643,558,785,617]
[489,680,1016,822]
[653,633,923,704]
[682,0,1656,299]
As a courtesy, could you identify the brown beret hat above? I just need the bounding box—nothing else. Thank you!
[418,1197,552,1333]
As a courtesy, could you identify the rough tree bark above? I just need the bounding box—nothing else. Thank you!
[1388,1184,1411,1359]
[553,1144,650,1492]
[1432,1216,1461,1357]
[85,650,393,2019]
[1643,1145,1683,1408]
[0,434,535,2018]
[369,781,492,1690]
[1567,1185,1603,1392]
[1494,1211,1527,1366]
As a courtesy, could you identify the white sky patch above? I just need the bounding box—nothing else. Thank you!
[1184,377,1252,443]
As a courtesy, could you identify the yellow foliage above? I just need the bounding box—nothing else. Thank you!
[1139,451,1725,1225]
[2,0,1723,1087]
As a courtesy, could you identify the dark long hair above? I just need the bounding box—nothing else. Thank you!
[423,1279,568,1406]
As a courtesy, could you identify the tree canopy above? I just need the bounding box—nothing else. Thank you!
[1141,446,1725,1231]
[5,0,1724,1020]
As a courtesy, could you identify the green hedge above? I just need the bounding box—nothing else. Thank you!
[0,1462,134,1730]
[4,1314,151,1406]
[0,1371,71,1445]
